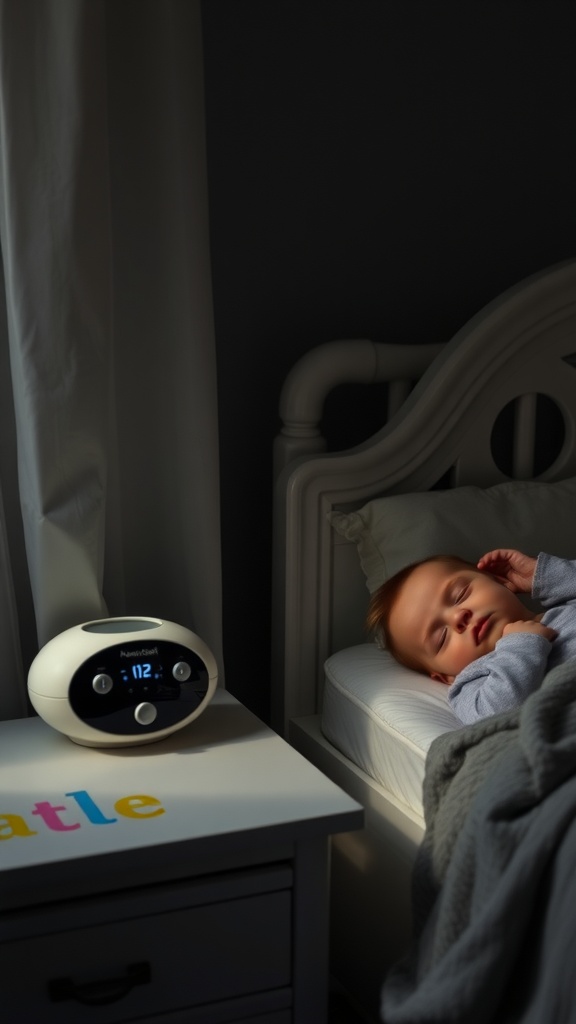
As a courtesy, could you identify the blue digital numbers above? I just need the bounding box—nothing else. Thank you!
[120,661,159,684]
[131,663,152,680]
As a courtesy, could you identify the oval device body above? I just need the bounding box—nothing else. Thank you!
[27,617,218,748]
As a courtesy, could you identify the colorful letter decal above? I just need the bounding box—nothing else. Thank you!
[0,790,165,839]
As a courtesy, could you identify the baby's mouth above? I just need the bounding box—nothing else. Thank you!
[474,615,491,645]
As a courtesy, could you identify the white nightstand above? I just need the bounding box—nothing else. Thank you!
[0,689,362,1023]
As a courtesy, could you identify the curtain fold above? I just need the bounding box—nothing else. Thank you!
[0,0,223,720]
[0,1,112,651]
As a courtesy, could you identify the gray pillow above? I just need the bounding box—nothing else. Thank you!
[329,477,576,594]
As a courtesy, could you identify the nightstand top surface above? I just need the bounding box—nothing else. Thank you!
[0,690,361,888]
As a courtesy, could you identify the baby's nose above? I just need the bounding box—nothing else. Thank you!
[453,608,472,633]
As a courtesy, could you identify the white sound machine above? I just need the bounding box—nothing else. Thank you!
[27,617,218,748]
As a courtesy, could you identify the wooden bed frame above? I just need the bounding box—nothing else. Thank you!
[271,259,576,1022]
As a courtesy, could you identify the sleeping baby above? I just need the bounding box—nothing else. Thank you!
[367,548,576,724]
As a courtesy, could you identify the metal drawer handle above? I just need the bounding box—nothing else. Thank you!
[48,961,151,1006]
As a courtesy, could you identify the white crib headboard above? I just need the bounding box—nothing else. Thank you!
[271,259,576,735]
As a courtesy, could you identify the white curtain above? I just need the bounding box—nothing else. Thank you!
[0,0,222,720]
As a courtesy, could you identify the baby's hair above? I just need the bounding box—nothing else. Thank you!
[367,554,478,674]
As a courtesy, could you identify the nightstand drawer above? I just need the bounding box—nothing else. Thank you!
[2,870,292,1022]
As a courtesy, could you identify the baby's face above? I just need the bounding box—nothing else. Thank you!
[388,559,535,683]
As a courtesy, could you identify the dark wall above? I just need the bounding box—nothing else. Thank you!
[202,1,576,723]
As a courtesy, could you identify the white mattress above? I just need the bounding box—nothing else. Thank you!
[321,644,461,817]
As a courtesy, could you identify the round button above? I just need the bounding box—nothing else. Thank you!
[92,673,113,694]
[173,661,192,682]
[134,702,158,726]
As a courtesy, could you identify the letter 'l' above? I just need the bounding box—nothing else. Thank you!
[65,790,117,825]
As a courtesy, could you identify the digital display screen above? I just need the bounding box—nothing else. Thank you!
[121,661,158,682]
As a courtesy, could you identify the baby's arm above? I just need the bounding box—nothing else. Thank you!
[447,630,553,725]
[533,553,576,606]
[477,549,537,593]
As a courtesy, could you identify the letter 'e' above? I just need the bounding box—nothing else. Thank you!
[114,794,165,818]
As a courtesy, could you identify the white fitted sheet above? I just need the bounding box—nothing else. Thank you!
[321,644,461,817]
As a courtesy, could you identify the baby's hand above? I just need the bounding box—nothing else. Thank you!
[502,620,557,642]
[477,549,537,593]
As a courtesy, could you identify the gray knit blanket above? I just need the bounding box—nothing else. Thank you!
[381,656,576,1024]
